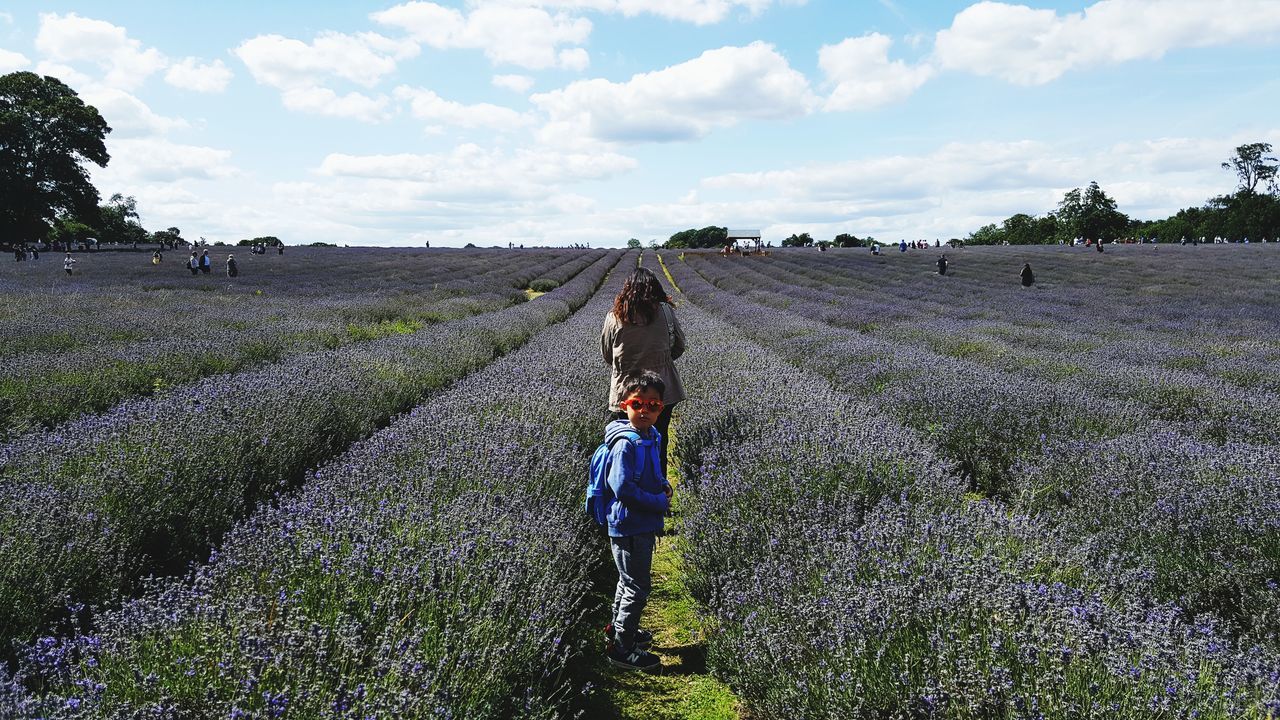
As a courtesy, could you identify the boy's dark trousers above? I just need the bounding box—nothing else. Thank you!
[610,532,655,650]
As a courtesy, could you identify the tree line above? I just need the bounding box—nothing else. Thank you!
[967,144,1280,245]
[1,71,281,251]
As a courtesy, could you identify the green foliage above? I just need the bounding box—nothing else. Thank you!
[96,193,147,244]
[529,278,560,292]
[626,238,642,249]
[0,71,111,244]
[152,226,182,245]
[1222,142,1278,194]
[831,233,864,247]
[780,232,813,247]
[665,226,727,249]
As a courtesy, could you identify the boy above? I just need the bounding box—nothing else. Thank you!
[603,371,673,672]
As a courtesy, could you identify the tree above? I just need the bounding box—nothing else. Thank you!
[626,238,641,249]
[665,226,727,248]
[832,232,863,247]
[1222,142,1278,195]
[152,226,183,246]
[97,193,148,244]
[1056,182,1128,241]
[966,223,1004,245]
[781,232,813,247]
[0,72,111,246]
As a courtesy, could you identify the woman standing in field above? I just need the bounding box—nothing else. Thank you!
[602,266,686,477]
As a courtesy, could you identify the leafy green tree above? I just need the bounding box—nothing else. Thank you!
[48,215,96,245]
[97,193,148,244]
[626,238,641,249]
[966,223,1005,245]
[152,226,183,245]
[1222,142,1278,194]
[781,232,813,247]
[832,232,863,247]
[1056,182,1128,241]
[666,226,727,248]
[0,72,111,245]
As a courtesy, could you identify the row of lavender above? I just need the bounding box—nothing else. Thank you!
[660,252,1280,718]
[688,250,1280,449]
[0,253,638,719]
[679,249,1280,642]
[743,248,1280,399]
[675,249,1280,635]
[0,251,617,653]
[1,249,599,436]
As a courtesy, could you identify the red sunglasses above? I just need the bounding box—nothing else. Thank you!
[620,398,664,413]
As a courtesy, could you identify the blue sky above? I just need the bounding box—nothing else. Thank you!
[2,0,1278,247]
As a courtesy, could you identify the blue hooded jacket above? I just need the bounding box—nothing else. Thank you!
[603,419,670,538]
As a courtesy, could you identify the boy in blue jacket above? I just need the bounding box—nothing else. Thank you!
[603,371,672,672]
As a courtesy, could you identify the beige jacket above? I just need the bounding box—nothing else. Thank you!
[601,303,687,411]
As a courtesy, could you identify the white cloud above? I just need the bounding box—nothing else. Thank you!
[372,2,590,70]
[317,144,636,190]
[935,0,1280,85]
[165,58,233,93]
[281,87,392,123]
[33,61,92,88]
[80,87,188,138]
[34,12,166,90]
[488,0,805,25]
[0,48,28,73]
[234,31,415,121]
[820,33,933,110]
[394,86,530,130]
[492,73,535,92]
[235,31,416,90]
[531,42,818,144]
[92,138,236,185]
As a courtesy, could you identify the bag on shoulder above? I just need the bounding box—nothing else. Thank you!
[586,431,646,526]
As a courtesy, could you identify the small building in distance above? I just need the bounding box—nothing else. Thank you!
[727,229,762,253]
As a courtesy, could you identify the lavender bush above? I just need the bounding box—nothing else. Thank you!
[2,251,638,719]
[0,249,603,436]
[0,251,617,651]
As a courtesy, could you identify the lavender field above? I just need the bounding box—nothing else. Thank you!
[1,244,1278,718]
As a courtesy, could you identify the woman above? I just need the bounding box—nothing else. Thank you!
[602,267,686,477]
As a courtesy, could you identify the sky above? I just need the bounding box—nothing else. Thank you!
[1,1,1278,248]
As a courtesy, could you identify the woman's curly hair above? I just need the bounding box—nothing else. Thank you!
[612,267,670,325]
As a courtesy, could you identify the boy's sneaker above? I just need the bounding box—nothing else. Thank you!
[606,644,661,673]
[603,623,652,650]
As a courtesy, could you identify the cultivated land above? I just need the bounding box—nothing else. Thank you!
[1,244,1278,718]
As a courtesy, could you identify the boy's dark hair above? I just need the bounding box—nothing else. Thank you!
[620,370,665,401]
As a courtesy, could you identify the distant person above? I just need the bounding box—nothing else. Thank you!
[871,244,880,255]
[188,251,199,275]
[200,249,212,274]
[1020,263,1035,287]
[1095,239,1104,253]
[227,253,238,278]
[151,250,161,265]
[937,254,948,275]
[899,240,907,253]
[63,252,76,275]
[602,267,686,479]
[30,246,38,260]
[277,244,284,255]
[595,371,671,673]
[13,248,22,262]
